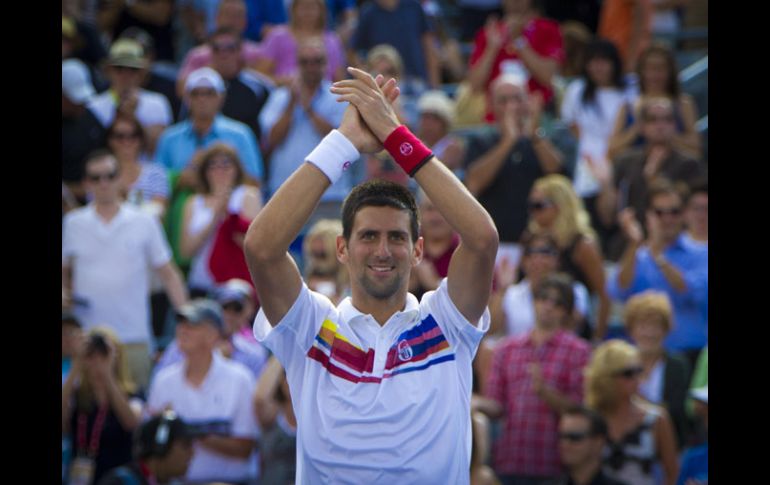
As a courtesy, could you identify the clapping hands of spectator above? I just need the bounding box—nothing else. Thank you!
[619,208,644,245]
[584,154,613,187]
[524,91,544,138]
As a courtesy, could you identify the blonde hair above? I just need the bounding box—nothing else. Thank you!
[623,290,673,334]
[584,339,640,414]
[76,326,137,411]
[303,219,349,294]
[528,174,597,248]
[367,44,404,79]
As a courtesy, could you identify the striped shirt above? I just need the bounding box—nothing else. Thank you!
[486,330,591,477]
[253,278,489,484]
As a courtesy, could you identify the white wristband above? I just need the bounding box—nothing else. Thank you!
[306,129,360,184]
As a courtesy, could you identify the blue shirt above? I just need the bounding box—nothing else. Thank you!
[259,81,350,201]
[155,114,264,181]
[676,443,708,485]
[608,235,708,351]
[244,0,288,42]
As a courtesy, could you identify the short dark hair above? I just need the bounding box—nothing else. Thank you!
[341,180,420,242]
[83,149,118,175]
[533,272,575,314]
[647,177,688,209]
[686,178,708,204]
[563,405,608,438]
[521,231,559,255]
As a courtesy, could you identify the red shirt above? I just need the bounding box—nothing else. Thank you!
[485,330,591,477]
[469,17,564,121]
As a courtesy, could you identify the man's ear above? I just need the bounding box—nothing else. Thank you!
[336,235,348,264]
[412,236,424,267]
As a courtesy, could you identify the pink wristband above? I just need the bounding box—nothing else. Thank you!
[383,125,434,177]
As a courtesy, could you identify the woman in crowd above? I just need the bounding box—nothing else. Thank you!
[180,143,262,297]
[526,174,611,340]
[254,0,346,86]
[607,43,701,160]
[585,339,679,484]
[624,290,692,450]
[302,218,348,303]
[62,327,143,485]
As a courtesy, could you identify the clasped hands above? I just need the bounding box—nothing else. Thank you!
[330,67,403,154]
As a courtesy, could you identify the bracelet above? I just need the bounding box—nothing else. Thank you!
[383,125,434,177]
[305,129,360,184]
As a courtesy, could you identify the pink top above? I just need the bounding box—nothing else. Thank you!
[178,40,265,81]
[259,26,344,81]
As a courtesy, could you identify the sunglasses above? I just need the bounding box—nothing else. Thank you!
[212,42,239,53]
[222,301,244,313]
[110,131,139,141]
[558,431,592,442]
[299,57,325,66]
[644,115,675,123]
[190,89,218,98]
[615,366,644,379]
[528,200,554,212]
[534,293,565,307]
[651,207,682,217]
[112,65,141,73]
[525,246,558,257]
[87,171,119,182]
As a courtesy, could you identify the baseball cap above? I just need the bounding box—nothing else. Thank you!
[62,311,82,328]
[690,385,708,404]
[175,299,224,332]
[216,279,254,305]
[107,38,148,69]
[185,67,225,94]
[62,59,96,104]
[417,90,455,126]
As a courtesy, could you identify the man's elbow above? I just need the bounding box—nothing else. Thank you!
[467,220,499,258]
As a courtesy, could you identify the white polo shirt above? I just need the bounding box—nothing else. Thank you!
[253,278,489,485]
[146,353,258,483]
[62,204,172,344]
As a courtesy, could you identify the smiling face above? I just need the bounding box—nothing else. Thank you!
[338,206,423,302]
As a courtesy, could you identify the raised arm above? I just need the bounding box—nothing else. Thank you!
[245,74,400,326]
[332,68,498,324]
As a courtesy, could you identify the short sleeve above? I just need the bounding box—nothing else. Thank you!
[146,213,173,268]
[560,79,584,124]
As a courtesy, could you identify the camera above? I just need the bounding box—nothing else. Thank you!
[86,333,110,356]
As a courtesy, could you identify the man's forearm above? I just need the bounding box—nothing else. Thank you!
[158,263,189,310]
[465,137,516,195]
[532,137,563,174]
[267,103,295,149]
[306,110,334,137]
[198,435,254,459]
[617,241,642,289]
[517,47,558,87]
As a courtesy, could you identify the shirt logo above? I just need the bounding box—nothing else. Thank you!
[342,161,352,171]
[397,339,413,362]
[399,142,413,156]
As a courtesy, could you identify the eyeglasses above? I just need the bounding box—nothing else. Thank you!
[299,57,325,66]
[212,42,239,53]
[651,206,682,217]
[110,131,139,141]
[534,293,565,307]
[222,301,244,313]
[528,200,554,212]
[558,431,592,442]
[87,171,119,182]
[615,366,644,379]
[525,246,558,257]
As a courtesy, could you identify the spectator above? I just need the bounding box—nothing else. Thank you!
[455,0,503,43]
[62,151,189,390]
[489,232,591,339]
[259,38,348,220]
[155,67,264,191]
[624,291,692,450]
[596,97,705,258]
[63,13,109,89]
[560,38,632,252]
[682,180,707,249]
[255,0,347,86]
[179,143,262,296]
[63,58,105,205]
[423,2,467,84]
[97,0,176,62]
[408,189,461,300]
[61,313,84,483]
[470,410,499,485]
[549,406,629,485]
[62,327,144,485]
[253,356,297,485]
[556,20,593,80]
[203,26,274,143]
[351,0,440,89]
[107,116,170,219]
[542,0,603,34]
[96,411,194,485]
[118,26,182,123]
[301,218,349,299]
[608,43,701,160]
[676,386,707,485]
[477,273,591,483]
[146,299,259,484]
[176,0,269,95]
[650,0,690,42]
[463,74,563,268]
[87,39,173,154]
[467,0,564,119]
[685,346,707,420]
[243,0,289,42]
[608,179,708,366]
[597,0,653,73]
[584,339,679,484]
[416,90,465,172]
[526,174,611,340]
